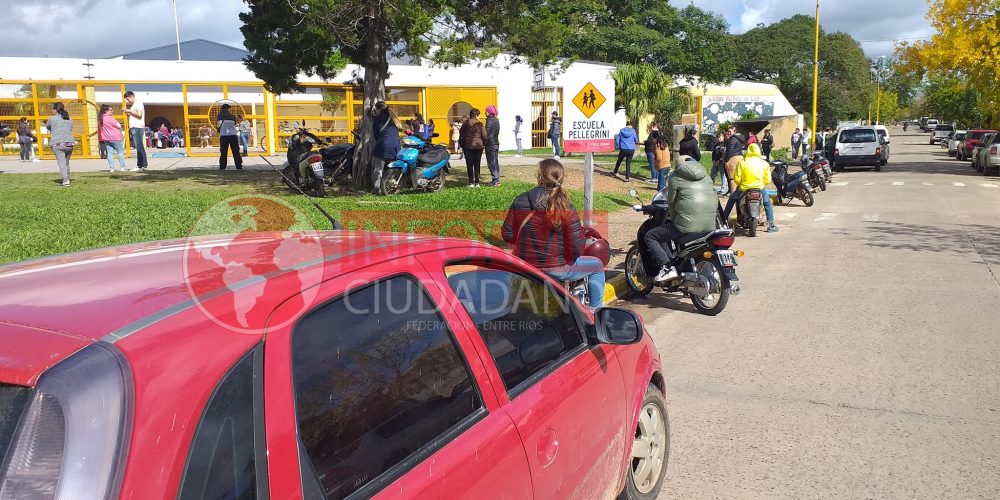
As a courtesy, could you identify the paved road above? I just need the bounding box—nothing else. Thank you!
[620,128,1000,498]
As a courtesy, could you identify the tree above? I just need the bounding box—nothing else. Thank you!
[612,64,672,127]
[915,75,990,128]
[896,0,1000,126]
[240,0,582,189]
[734,15,874,128]
[561,3,734,83]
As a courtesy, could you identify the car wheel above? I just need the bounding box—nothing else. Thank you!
[619,386,670,500]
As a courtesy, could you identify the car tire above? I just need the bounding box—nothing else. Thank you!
[618,386,670,500]
[874,164,881,172]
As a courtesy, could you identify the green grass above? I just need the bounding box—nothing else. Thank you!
[0,170,638,264]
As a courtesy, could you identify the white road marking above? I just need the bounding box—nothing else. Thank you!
[864,213,880,222]
[814,212,839,222]
[953,182,966,187]
[923,182,934,186]
[982,183,998,188]
[892,181,904,186]
[831,182,849,186]
[779,212,799,221]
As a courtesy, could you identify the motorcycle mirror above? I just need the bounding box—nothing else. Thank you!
[628,188,638,199]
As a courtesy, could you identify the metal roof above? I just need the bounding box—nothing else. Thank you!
[111,38,249,61]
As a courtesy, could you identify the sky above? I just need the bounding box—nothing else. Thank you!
[1,0,932,60]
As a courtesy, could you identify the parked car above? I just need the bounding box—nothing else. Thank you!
[976,132,1000,176]
[834,126,883,171]
[958,129,996,160]
[0,233,668,500]
[922,119,939,132]
[972,132,996,173]
[930,123,954,144]
[947,130,967,156]
[873,125,891,165]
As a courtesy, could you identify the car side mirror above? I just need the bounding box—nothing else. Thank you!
[594,307,644,345]
[520,326,565,366]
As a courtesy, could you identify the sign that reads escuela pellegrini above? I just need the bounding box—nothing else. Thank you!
[563,79,615,153]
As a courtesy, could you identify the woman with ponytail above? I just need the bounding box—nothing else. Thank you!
[47,102,75,187]
[501,159,606,309]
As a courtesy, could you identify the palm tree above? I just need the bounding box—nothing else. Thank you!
[611,63,672,127]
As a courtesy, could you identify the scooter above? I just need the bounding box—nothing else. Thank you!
[380,134,450,194]
[801,154,828,191]
[770,160,814,207]
[733,188,769,237]
[624,188,741,316]
[280,129,355,197]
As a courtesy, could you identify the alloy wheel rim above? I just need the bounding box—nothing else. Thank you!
[631,402,667,494]
[694,260,720,307]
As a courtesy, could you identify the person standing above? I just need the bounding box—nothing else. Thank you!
[424,118,436,142]
[239,119,252,156]
[98,105,126,172]
[643,122,660,185]
[710,131,728,194]
[761,129,774,161]
[123,91,148,171]
[790,128,802,160]
[514,115,524,157]
[548,111,562,159]
[48,102,75,187]
[16,117,34,162]
[802,127,812,156]
[459,108,487,187]
[484,105,501,186]
[746,131,759,146]
[451,119,462,157]
[653,132,672,191]
[679,127,701,162]
[723,127,745,195]
[613,122,638,182]
[216,103,242,170]
[371,101,402,194]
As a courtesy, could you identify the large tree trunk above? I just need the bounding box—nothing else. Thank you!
[351,18,388,190]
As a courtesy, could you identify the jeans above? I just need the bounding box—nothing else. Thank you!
[723,189,775,226]
[657,168,668,191]
[129,128,148,168]
[710,161,728,191]
[372,156,387,190]
[614,149,635,179]
[219,135,242,169]
[104,141,126,170]
[646,149,657,181]
[542,256,606,308]
[52,144,74,182]
[550,137,561,156]
[792,142,801,159]
[515,137,523,155]
[464,148,484,184]
[18,138,31,160]
[239,132,249,155]
[644,222,682,268]
[485,146,500,184]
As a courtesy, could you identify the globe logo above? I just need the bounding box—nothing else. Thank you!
[182,195,325,335]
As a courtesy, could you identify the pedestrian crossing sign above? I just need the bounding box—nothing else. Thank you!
[572,82,606,119]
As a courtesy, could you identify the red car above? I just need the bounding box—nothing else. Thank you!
[958,129,996,160]
[0,232,667,499]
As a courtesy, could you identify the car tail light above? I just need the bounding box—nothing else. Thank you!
[308,154,322,164]
[834,148,839,157]
[991,147,998,156]
[710,235,736,248]
[0,343,132,500]
[875,147,881,156]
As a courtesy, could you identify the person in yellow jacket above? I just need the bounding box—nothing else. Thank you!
[722,143,779,232]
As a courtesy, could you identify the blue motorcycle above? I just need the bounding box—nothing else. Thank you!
[770,160,814,207]
[380,134,451,194]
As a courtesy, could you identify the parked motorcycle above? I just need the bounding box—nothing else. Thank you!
[380,134,450,194]
[771,160,814,207]
[280,129,354,197]
[624,188,741,316]
[801,154,828,191]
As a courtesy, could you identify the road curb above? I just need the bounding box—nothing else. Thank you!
[602,270,628,305]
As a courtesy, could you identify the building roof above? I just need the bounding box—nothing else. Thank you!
[111,38,249,61]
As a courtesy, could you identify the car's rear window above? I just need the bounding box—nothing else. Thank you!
[936,125,954,131]
[970,131,986,141]
[955,133,966,140]
[0,384,32,462]
[840,130,877,143]
[877,130,887,138]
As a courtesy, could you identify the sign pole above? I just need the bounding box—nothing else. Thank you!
[583,152,594,226]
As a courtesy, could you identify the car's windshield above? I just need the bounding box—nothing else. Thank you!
[840,129,877,143]
[936,125,953,132]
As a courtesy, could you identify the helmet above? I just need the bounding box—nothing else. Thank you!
[581,226,611,267]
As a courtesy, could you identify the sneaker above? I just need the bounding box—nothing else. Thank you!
[623,178,631,183]
[515,154,522,158]
[553,155,560,160]
[474,183,481,188]
[468,183,476,188]
[60,180,70,187]
[654,265,678,283]
[492,181,501,187]
[768,225,779,233]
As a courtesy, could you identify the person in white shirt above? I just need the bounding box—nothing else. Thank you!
[123,91,148,170]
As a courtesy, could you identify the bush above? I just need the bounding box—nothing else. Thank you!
[769,147,790,161]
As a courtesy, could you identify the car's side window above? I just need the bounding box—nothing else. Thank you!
[445,264,586,396]
[291,275,484,499]
[178,345,264,500]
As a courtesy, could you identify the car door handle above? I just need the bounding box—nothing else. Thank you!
[536,427,559,468]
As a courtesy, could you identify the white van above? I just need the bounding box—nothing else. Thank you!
[834,127,882,171]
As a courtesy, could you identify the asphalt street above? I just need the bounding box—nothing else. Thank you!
[622,128,1000,498]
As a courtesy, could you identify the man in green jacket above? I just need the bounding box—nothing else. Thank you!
[646,157,720,282]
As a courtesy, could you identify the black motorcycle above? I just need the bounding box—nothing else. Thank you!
[625,188,741,316]
[280,129,355,197]
[800,154,828,191]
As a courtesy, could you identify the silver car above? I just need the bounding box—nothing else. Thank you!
[930,123,953,144]
[974,133,1000,176]
[947,131,967,156]
[834,127,882,171]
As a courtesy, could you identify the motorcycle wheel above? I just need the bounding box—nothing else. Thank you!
[690,259,729,316]
[311,176,326,197]
[798,186,815,207]
[380,168,404,195]
[747,217,758,237]
[281,164,298,191]
[817,175,827,191]
[625,246,655,297]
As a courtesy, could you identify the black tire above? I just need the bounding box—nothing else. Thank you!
[311,177,326,197]
[874,163,881,172]
[690,259,730,316]
[380,168,404,195]
[798,186,815,207]
[624,246,655,297]
[618,385,669,500]
[817,175,827,191]
[281,164,298,191]
[747,217,757,237]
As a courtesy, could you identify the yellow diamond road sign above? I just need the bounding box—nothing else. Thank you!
[572,82,606,119]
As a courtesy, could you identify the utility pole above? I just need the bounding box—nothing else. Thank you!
[173,0,182,61]
[810,0,820,147]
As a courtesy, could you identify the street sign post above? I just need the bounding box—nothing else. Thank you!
[563,77,615,226]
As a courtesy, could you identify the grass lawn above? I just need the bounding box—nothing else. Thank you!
[0,169,638,264]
